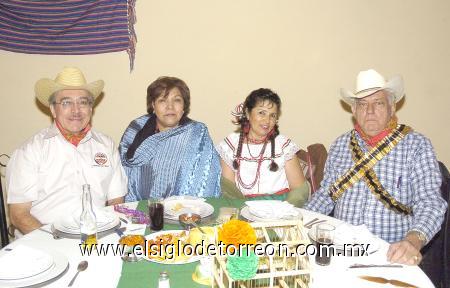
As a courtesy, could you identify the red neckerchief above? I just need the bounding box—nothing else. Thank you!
[354,116,398,147]
[55,121,91,147]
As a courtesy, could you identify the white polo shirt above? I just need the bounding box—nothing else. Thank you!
[6,124,128,225]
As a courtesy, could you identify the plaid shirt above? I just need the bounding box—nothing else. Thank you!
[305,129,447,243]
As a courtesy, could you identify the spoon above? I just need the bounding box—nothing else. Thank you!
[68,260,88,287]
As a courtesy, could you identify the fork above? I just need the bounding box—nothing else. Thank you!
[38,227,61,239]
[303,218,319,228]
[305,219,327,229]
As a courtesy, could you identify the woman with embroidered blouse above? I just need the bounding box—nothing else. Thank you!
[119,76,221,201]
[216,88,309,206]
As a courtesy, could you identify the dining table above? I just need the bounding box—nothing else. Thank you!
[0,197,435,288]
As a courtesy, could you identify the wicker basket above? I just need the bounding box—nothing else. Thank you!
[212,220,311,288]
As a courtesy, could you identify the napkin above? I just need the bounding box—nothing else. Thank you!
[334,223,375,245]
[124,224,146,235]
[0,245,53,280]
[245,200,300,219]
[61,206,116,230]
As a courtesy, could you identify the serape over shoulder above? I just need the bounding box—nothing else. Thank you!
[119,114,221,201]
[0,0,137,69]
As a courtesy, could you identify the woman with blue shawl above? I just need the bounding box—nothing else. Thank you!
[119,77,221,201]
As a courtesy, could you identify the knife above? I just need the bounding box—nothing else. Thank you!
[114,227,126,237]
[359,276,418,288]
[349,264,403,268]
[97,227,126,240]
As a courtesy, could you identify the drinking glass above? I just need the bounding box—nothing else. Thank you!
[315,223,335,266]
[148,198,164,231]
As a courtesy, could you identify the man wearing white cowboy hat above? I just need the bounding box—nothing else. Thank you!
[305,69,447,266]
[6,67,127,235]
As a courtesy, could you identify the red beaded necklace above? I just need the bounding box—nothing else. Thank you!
[235,138,268,190]
[247,137,266,144]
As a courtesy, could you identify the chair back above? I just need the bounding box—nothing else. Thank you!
[440,161,450,288]
[297,143,328,193]
[0,154,9,248]
[420,161,450,288]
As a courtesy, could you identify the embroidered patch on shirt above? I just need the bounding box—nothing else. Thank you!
[94,152,108,166]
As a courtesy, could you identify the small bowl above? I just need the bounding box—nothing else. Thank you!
[119,235,146,246]
[179,213,201,230]
[119,235,146,262]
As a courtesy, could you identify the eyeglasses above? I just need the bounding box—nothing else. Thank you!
[54,99,93,109]
[355,100,387,111]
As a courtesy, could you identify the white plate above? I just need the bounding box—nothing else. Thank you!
[0,248,69,288]
[240,206,303,222]
[307,225,380,253]
[56,209,119,230]
[53,214,120,234]
[164,199,214,220]
[143,230,202,265]
[0,246,54,280]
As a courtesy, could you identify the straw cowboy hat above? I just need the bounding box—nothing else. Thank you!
[340,69,404,105]
[35,67,104,107]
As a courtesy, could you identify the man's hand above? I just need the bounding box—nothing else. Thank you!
[106,196,124,206]
[387,232,425,265]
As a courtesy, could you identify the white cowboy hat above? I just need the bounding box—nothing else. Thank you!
[340,69,404,104]
[35,67,104,107]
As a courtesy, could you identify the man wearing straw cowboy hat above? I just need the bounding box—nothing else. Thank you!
[305,69,447,265]
[6,67,127,235]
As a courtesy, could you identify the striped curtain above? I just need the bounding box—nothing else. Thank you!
[0,0,137,70]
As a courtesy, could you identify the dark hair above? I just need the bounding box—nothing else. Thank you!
[146,76,190,116]
[233,88,281,172]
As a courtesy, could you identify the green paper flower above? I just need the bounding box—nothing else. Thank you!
[226,249,258,280]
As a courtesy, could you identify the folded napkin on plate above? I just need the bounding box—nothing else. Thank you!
[334,223,375,245]
[124,224,146,236]
[245,200,300,219]
[0,245,53,280]
[61,206,116,230]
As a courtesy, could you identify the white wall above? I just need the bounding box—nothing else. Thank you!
[1,0,449,174]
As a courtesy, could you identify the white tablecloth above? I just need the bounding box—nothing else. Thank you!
[301,209,435,288]
[0,202,139,288]
[0,203,435,288]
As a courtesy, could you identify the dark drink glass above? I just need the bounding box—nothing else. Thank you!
[315,237,333,265]
[314,223,335,266]
[148,199,164,231]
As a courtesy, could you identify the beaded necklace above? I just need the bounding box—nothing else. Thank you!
[247,137,265,144]
[236,139,268,190]
[246,141,262,158]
